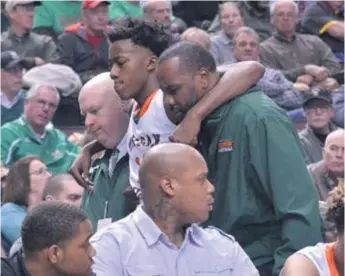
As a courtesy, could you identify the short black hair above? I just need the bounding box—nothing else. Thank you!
[107,17,172,57]
[326,184,344,233]
[42,173,75,200]
[158,41,217,74]
[21,202,88,258]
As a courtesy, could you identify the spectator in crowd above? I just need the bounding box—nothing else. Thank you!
[1,202,95,276]
[299,87,338,165]
[231,26,304,110]
[156,41,322,276]
[91,143,259,275]
[181,27,211,51]
[301,1,344,62]
[210,2,243,65]
[1,51,26,125]
[1,0,59,70]
[70,17,264,195]
[78,73,133,232]
[209,1,273,42]
[109,0,143,22]
[308,129,344,201]
[1,156,50,252]
[282,184,344,276]
[141,0,182,43]
[260,0,341,87]
[1,84,80,174]
[33,0,82,40]
[8,173,84,257]
[43,173,83,208]
[57,0,110,84]
[333,85,344,128]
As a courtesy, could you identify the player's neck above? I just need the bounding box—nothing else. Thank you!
[135,75,160,107]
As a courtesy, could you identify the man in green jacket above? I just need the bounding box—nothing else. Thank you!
[156,42,323,276]
[78,72,132,232]
[1,84,80,174]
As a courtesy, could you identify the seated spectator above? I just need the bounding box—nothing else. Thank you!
[333,85,344,128]
[209,1,273,42]
[260,0,341,87]
[1,156,50,252]
[299,87,338,164]
[307,129,344,201]
[232,26,304,110]
[1,202,95,276]
[1,0,59,70]
[301,1,344,62]
[91,143,259,275]
[78,73,132,232]
[57,0,110,84]
[109,0,143,22]
[210,2,243,65]
[43,173,83,208]
[8,173,84,257]
[1,84,80,173]
[141,0,183,43]
[1,51,26,125]
[33,0,82,40]
[181,27,211,51]
[281,184,344,276]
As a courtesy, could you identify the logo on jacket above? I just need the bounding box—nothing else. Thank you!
[218,140,233,152]
[128,134,160,151]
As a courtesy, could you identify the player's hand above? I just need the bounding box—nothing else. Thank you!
[169,112,200,147]
[69,146,93,192]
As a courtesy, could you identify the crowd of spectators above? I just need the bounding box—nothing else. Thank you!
[0,0,344,276]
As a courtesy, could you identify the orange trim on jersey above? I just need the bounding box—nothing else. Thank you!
[139,89,159,118]
[319,21,337,35]
[325,243,339,276]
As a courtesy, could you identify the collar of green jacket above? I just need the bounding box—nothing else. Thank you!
[17,116,53,144]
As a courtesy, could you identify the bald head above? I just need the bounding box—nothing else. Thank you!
[323,129,344,176]
[139,143,206,199]
[325,129,345,148]
[79,73,131,149]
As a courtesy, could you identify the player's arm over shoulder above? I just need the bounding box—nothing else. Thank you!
[281,253,319,276]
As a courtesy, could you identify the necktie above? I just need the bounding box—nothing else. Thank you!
[108,148,120,178]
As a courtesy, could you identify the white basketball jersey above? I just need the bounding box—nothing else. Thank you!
[127,89,176,192]
[296,243,338,276]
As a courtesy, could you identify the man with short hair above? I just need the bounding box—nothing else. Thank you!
[43,173,83,208]
[232,26,304,110]
[57,0,110,84]
[1,84,80,173]
[308,129,344,201]
[299,87,338,165]
[156,41,323,276]
[1,202,95,276]
[78,72,133,231]
[91,143,259,275]
[1,51,26,125]
[260,0,341,86]
[1,0,58,69]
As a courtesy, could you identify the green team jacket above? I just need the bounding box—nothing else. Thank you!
[1,117,80,174]
[199,87,322,276]
[82,150,131,232]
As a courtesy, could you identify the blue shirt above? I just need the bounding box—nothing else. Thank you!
[1,203,28,251]
[90,206,259,276]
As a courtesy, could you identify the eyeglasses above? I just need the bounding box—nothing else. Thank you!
[32,98,58,110]
[30,167,50,176]
[15,4,35,12]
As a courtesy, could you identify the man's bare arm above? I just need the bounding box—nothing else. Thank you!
[188,61,265,120]
[326,21,344,41]
[282,254,319,276]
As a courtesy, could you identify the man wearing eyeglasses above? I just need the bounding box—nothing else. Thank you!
[1,51,26,125]
[299,87,339,165]
[1,0,58,69]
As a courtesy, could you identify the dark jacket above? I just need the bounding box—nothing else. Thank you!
[56,23,109,84]
[199,87,322,276]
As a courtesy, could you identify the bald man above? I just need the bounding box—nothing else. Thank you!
[308,129,344,201]
[77,72,133,232]
[90,143,259,276]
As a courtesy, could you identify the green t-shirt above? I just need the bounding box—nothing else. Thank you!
[109,0,143,20]
[34,1,82,34]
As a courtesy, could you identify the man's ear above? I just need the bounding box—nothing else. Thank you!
[160,176,177,197]
[146,56,158,72]
[47,245,63,265]
[197,68,210,90]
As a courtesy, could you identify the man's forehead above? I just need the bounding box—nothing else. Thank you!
[110,39,148,57]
